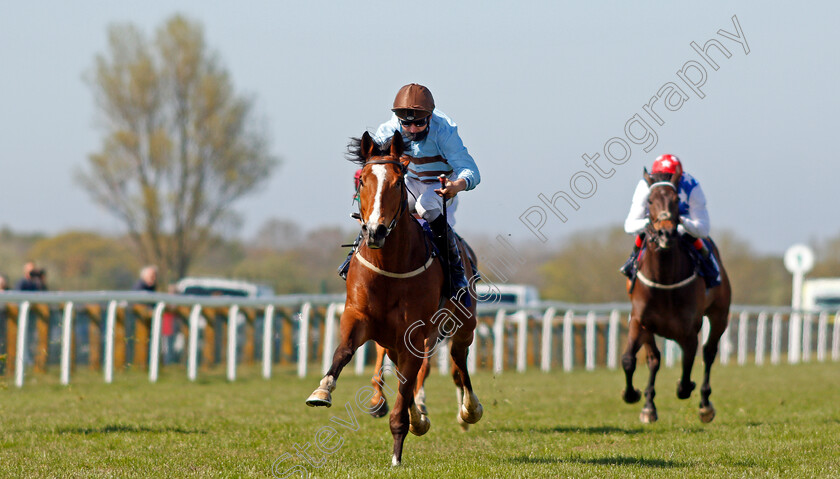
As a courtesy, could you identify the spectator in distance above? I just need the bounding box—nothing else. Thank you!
[16,261,47,291]
[133,265,158,292]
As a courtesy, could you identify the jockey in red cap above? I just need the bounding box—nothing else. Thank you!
[620,154,721,288]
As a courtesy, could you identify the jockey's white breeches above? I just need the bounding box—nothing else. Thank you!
[406,176,458,227]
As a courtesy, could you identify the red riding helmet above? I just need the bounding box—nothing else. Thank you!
[651,154,682,175]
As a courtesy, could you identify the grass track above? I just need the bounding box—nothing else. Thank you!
[1,361,838,478]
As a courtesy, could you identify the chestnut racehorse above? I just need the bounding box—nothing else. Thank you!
[306,131,483,466]
[622,168,732,424]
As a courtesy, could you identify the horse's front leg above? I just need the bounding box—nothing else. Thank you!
[621,318,644,404]
[640,333,661,423]
[306,310,368,407]
[369,344,389,418]
[677,329,698,400]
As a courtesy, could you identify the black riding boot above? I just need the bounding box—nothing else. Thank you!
[337,231,363,280]
[696,241,722,288]
[430,216,469,298]
[619,246,640,279]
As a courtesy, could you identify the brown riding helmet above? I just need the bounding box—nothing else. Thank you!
[392,83,435,120]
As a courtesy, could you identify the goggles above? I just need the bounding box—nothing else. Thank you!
[399,117,429,127]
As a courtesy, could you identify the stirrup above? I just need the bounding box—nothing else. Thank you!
[337,253,353,280]
[619,250,637,279]
[337,231,363,280]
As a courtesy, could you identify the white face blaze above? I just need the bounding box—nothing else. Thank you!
[367,165,388,225]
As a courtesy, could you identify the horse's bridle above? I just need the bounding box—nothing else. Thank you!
[645,181,679,246]
[358,159,408,239]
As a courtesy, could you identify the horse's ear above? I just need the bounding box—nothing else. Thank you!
[670,162,683,189]
[643,167,653,186]
[390,131,404,158]
[361,131,375,160]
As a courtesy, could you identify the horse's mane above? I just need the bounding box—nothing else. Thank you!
[346,135,394,166]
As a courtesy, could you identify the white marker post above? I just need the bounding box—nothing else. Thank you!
[784,244,814,364]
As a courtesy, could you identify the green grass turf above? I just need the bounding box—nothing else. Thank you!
[0,360,838,478]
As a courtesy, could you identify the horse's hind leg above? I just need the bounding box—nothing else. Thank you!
[640,333,661,423]
[621,318,643,404]
[390,351,423,466]
[699,310,729,423]
[451,337,483,427]
[306,313,368,407]
[451,359,470,431]
[411,353,432,434]
[369,344,389,418]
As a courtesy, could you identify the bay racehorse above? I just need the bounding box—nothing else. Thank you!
[622,168,732,423]
[306,131,483,466]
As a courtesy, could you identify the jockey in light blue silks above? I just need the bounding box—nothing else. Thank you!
[620,154,721,288]
[338,83,480,300]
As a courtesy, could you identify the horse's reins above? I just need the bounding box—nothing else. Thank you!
[353,158,435,279]
[639,180,698,290]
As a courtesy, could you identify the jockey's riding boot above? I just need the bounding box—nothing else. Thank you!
[619,247,639,279]
[337,231,363,280]
[430,216,469,298]
[620,234,644,279]
[696,241,722,288]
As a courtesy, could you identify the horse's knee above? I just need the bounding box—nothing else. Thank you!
[389,410,409,435]
[703,344,718,361]
[622,353,636,372]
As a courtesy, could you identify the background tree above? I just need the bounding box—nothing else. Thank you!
[28,232,139,290]
[539,226,629,303]
[77,15,278,280]
[811,230,840,278]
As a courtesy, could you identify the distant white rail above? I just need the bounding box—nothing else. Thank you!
[0,292,837,387]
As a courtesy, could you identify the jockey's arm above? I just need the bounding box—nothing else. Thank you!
[679,182,711,238]
[438,120,480,191]
[624,180,650,235]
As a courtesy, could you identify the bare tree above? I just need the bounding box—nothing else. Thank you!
[78,15,278,279]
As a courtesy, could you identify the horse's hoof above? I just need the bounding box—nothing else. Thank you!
[677,381,696,400]
[409,414,431,436]
[457,412,470,431]
[459,402,483,424]
[305,388,332,407]
[639,407,658,424]
[622,388,642,404]
[699,403,716,423]
[369,399,389,418]
[391,455,401,467]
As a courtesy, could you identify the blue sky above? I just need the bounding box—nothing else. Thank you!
[1,2,838,254]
